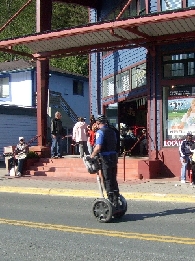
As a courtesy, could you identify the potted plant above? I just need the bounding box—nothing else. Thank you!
[26,151,40,159]
[24,151,40,171]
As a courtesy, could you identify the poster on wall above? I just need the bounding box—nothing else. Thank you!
[165,86,195,146]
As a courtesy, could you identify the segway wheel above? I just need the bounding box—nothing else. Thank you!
[113,194,127,219]
[92,198,113,223]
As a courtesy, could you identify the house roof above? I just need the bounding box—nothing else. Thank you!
[0,104,36,116]
[0,60,34,73]
[0,59,88,80]
[1,8,195,58]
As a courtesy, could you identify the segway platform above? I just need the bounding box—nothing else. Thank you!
[83,156,127,223]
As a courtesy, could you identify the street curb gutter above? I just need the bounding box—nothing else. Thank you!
[0,186,195,203]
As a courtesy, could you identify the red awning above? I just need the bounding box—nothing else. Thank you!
[0,8,195,58]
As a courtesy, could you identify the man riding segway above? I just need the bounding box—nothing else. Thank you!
[83,115,127,222]
[91,114,119,205]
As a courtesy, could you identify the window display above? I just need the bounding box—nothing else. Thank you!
[163,85,195,146]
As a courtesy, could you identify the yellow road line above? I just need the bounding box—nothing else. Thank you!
[0,186,195,202]
[0,218,194,245]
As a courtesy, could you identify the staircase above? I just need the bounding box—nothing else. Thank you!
[49,91,78,129]
[25,156,147,182]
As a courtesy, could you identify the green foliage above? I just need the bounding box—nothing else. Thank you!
[0,0,36,39]
[0,1,89,76]
[52,3,88,30]
[50,55,89,76]
[26,151,39,159]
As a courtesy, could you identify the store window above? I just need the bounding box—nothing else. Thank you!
[105,0,146,21]
[103,77,114,98]
[187,0,195,7]
[121,71,130,91]
[103,70,130,98]
[0,77,10,99]
[73,80,84,96]
[163,53,195,78]
[131,63,146,89]
[163,85,195,147]
[161,0,182,11]
[116,70,130,93]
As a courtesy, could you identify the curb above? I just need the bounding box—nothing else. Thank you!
[0,186,195,203]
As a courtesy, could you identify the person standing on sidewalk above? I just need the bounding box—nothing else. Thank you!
[179,131,194,183]
[190,143,195,185]
[139,128,148,156]
[72,117,88,158]
[89,114,96,129]
[51,111,65,158]
[91,115,119,205]
[87,123,97,155]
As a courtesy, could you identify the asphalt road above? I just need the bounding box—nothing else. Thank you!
[0,193,195,261]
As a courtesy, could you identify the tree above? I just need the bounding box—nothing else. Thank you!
[0,0,89,76]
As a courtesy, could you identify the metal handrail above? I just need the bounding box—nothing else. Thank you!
[50,91,78,123]
[122,132,163,181]
[122,133,145,181]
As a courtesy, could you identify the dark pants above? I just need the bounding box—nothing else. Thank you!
[79,141,88,157]
[51,134,63,157]
[100,154,119,197]
[17,158,25,174]
[8,157,25,174]
[191,161,195,183]
[140,139,148,156]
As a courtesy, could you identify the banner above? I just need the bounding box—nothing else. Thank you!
[167,87,195,139]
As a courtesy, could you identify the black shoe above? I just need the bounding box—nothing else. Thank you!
[113,196,119,209]
[108,192,114,203]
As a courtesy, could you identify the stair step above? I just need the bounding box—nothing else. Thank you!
[34,162,139,168]
[38,158,142,163]
[25,170,138,181]
[26,170,96,179]
[25,156,147,180]
[30,166,87,171]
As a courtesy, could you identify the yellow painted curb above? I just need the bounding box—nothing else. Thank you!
[122,192,195,203]
[0,186,99,197]
[0,186,195,202]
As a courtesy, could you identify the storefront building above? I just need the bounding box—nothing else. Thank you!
[1,0,195,178]
[89,0,195,178]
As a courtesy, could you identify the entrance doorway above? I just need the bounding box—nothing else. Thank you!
[118,98,148,156]
[118,98,147,132]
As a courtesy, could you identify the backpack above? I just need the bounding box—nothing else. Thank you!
[83,156,100,174]
[108,124,120,153]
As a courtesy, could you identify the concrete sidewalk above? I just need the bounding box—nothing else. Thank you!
[0,164,195,203]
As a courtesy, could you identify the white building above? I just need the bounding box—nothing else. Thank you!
[0,59,89,158]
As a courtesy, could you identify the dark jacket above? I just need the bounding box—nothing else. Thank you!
[100,126,117,153]
[179,139,194,157]
[51,118,65,136]
[107,124,120,153]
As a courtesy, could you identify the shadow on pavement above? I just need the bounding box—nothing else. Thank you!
[119,207,195,222]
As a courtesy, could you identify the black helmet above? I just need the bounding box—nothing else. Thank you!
[96,114,107,123]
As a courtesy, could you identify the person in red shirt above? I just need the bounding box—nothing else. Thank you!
[87,123,97,155]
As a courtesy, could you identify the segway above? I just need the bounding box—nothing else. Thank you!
[83,156,127,223]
